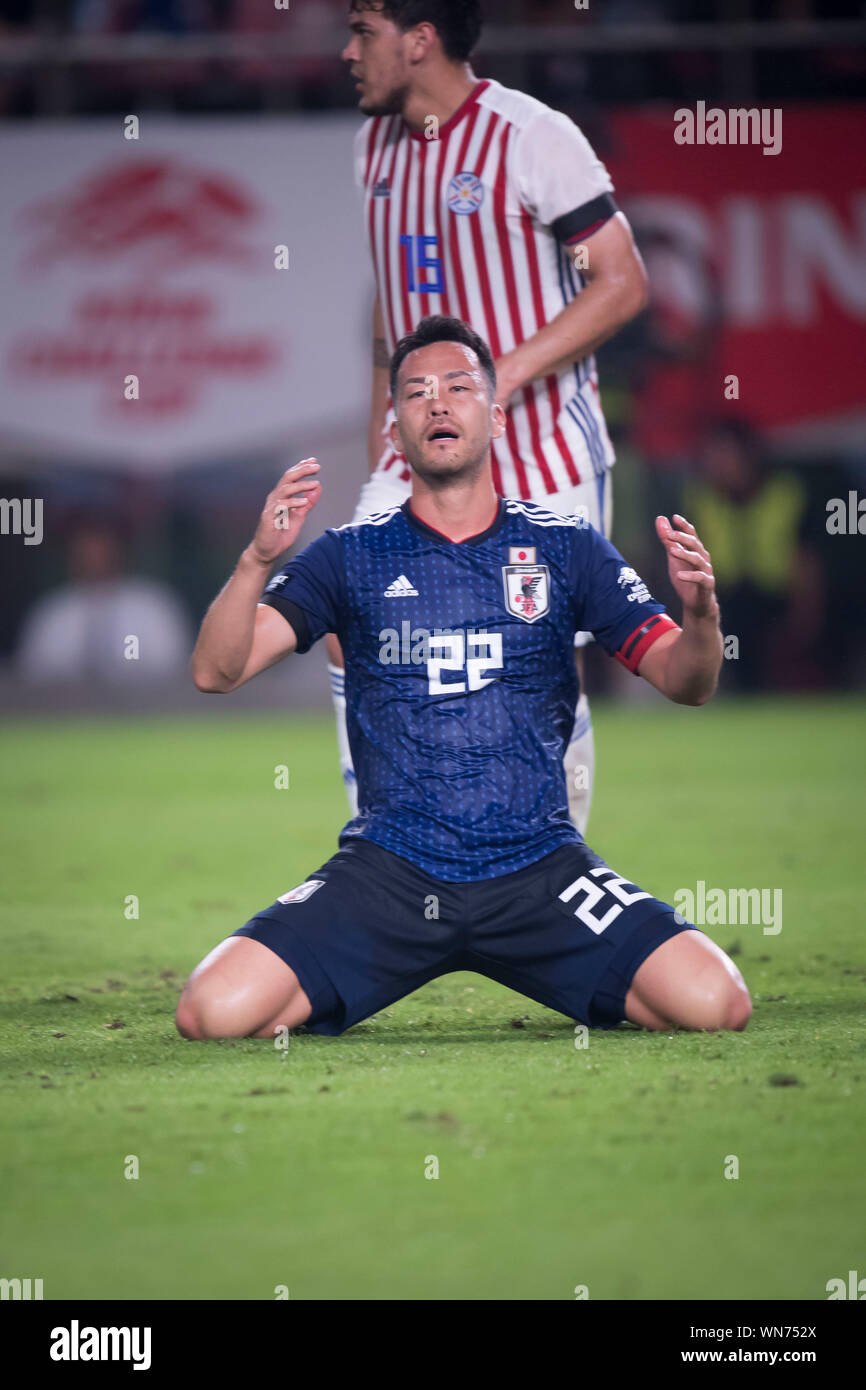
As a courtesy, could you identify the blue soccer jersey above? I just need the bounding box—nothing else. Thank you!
[261,498,678,881]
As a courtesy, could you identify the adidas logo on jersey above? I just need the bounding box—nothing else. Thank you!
[384,574,418,597]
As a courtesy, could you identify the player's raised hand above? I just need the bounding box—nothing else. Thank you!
[655,514,718,619]
[249,459,322,565]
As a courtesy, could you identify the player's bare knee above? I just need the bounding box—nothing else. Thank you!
[708,963,751,1031]
[175,984,246,1041]
[724,982,752,1032]
[174,989,201,1039]
[695,979,752,1032]
[175,995,215,1041]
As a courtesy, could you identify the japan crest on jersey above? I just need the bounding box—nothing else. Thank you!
[502,564,550,623]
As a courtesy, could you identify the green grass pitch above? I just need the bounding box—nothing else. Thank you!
[1,696,863,1301]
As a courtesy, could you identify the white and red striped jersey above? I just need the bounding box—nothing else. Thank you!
[355,78,619,500]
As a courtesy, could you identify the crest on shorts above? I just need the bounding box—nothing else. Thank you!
[277,879,324,905]
[502,564,550,623]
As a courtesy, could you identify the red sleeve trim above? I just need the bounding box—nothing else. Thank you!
[614,614,680,674]
[564,218,609,244]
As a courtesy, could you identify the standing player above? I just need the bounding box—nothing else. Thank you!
[177,317,750,1042]
[326,0,649,833]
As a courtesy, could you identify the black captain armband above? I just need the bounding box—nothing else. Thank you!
[553,193,618,246]
[260,593,313,653]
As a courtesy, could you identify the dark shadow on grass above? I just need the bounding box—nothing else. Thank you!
[293,1021,638,1046]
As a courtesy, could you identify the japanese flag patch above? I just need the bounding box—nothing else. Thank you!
[508,546,536,564]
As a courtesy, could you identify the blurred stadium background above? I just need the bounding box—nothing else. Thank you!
[0,0,864,712]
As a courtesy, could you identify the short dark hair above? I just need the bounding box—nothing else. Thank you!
[348,0,483,63]
[389,315,496,400]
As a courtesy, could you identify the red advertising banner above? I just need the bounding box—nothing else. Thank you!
[603,104,866,453]
[0,118,369,470]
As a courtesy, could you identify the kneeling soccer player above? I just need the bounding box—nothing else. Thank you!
[177,316,750,1042]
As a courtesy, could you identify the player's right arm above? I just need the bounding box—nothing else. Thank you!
[368,293,390,473]
[191,459,321,694]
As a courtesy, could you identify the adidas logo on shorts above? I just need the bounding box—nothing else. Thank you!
[384,575,419,597]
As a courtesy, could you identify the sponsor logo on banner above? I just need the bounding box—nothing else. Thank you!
[22,159,259,270]
[0,122,373,467]
[9,157,279,425]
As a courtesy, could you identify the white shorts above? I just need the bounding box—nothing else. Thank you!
[350,468,614,648]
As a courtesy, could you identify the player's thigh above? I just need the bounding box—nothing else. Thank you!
[176,936,311,1040]
[465,843,683,1029]
[233,841,466,1037]
[626,930,751,1032]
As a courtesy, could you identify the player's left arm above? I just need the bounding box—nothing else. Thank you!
[496,213,648,406]
[636,515,724,706]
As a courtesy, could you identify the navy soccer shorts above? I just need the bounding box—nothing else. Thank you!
[233,839,698,1036]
